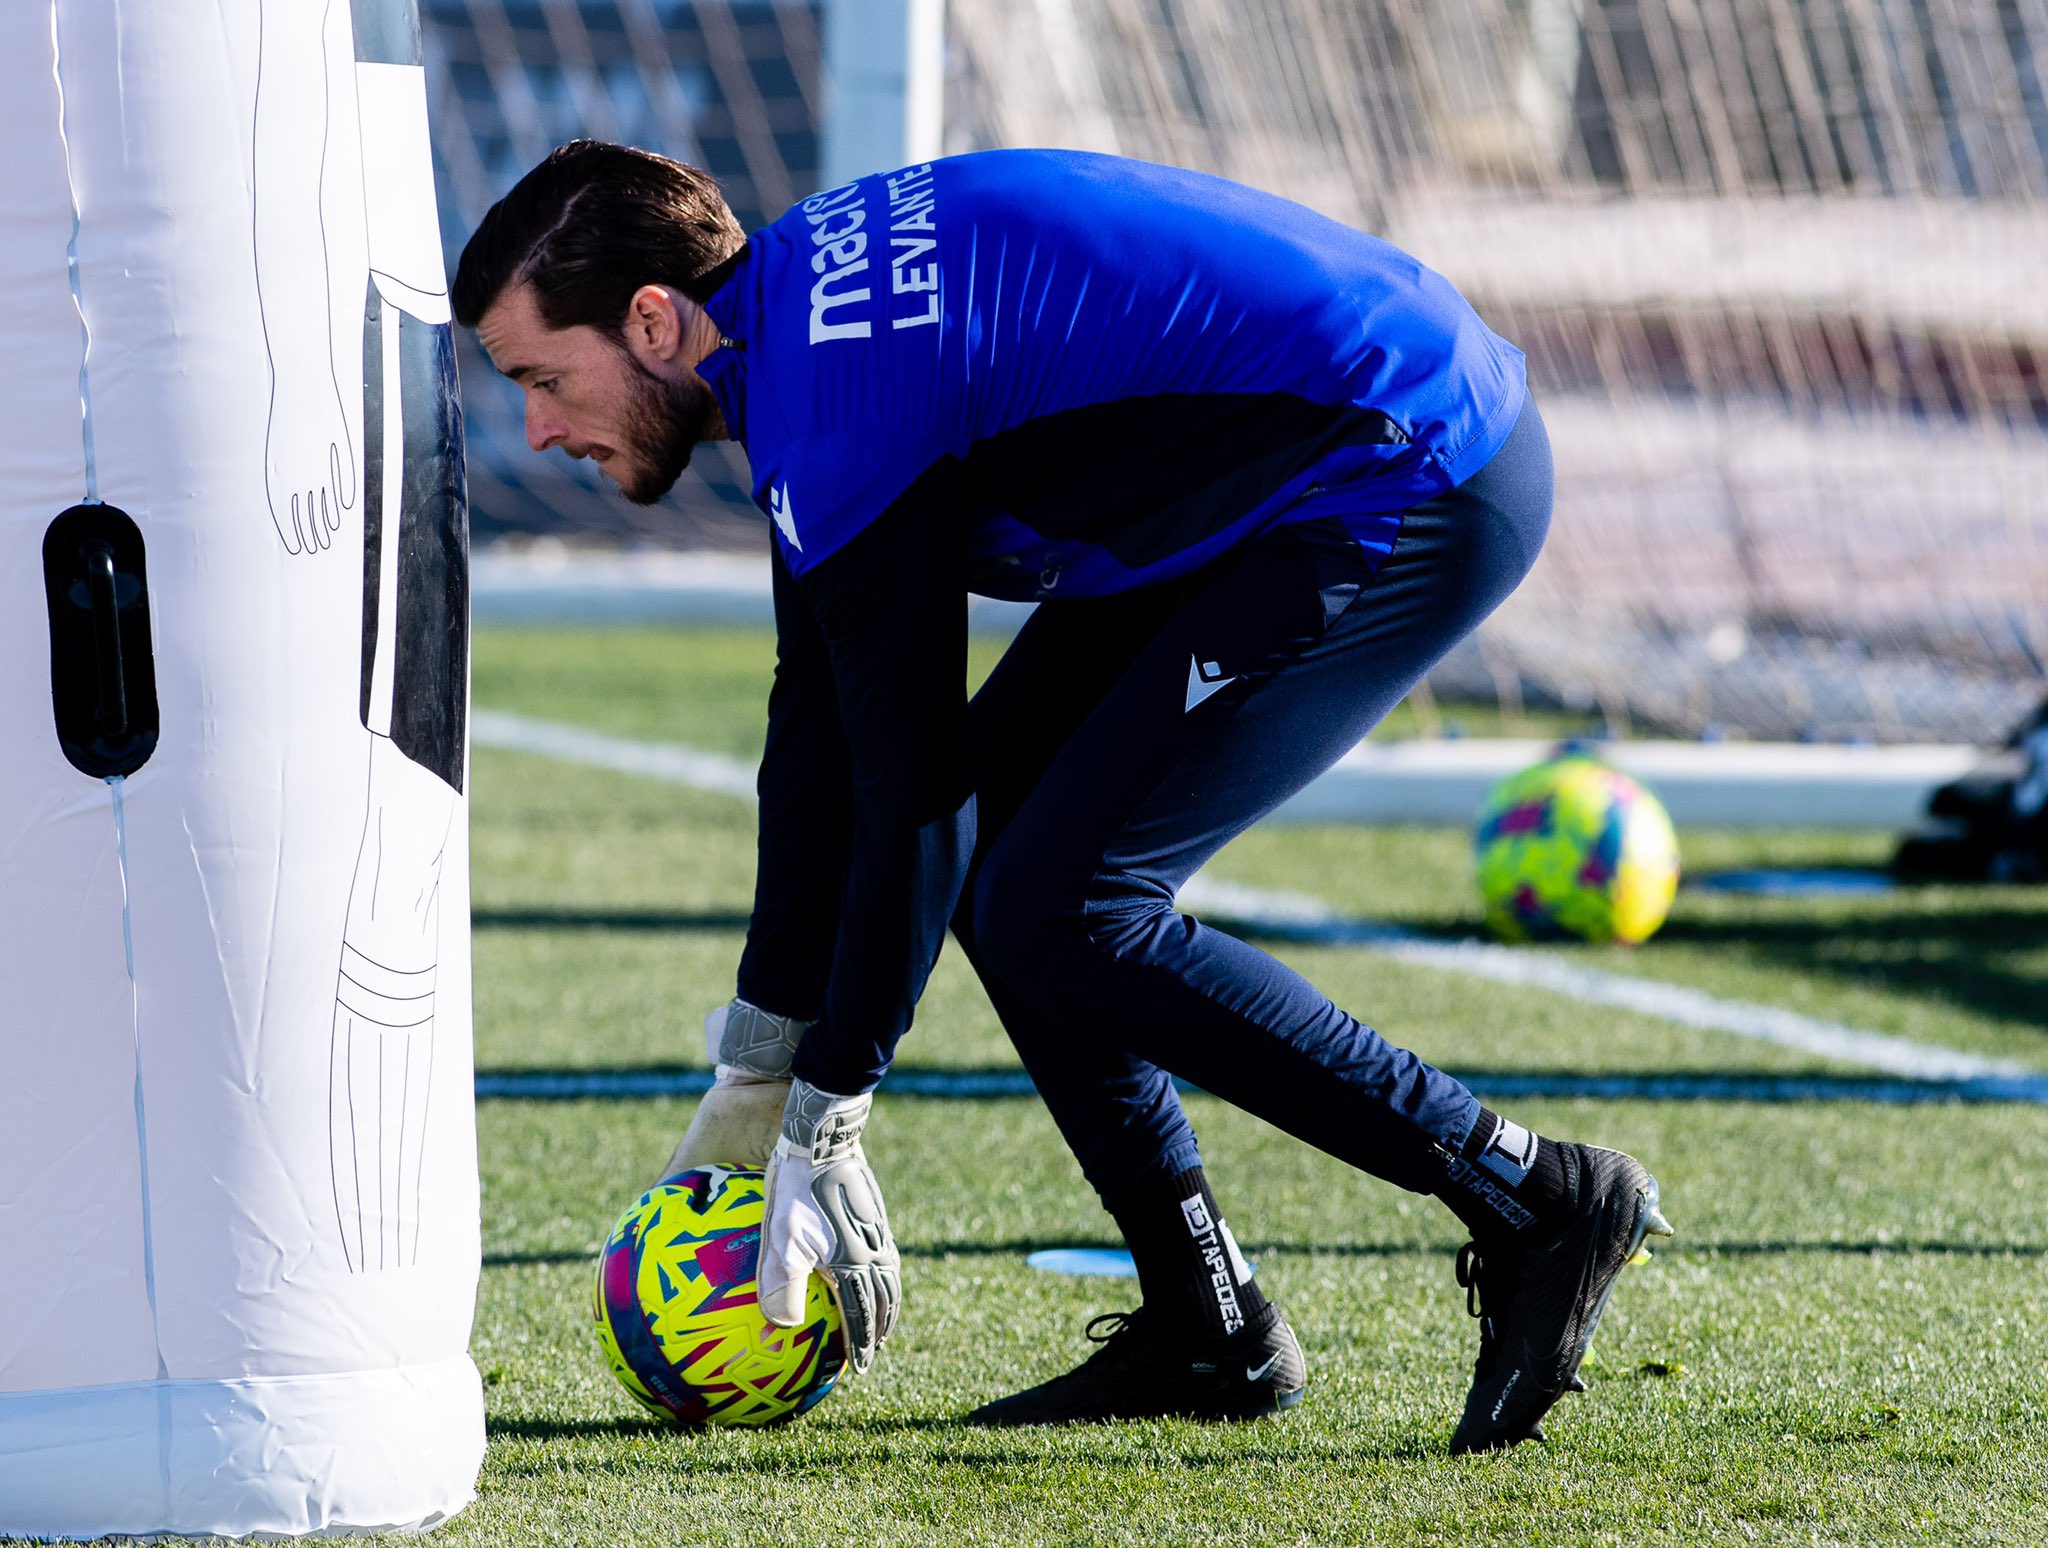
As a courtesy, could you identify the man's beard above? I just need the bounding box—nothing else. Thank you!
[616,354,717,506]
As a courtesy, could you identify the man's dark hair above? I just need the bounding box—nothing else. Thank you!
[452,140,746,333]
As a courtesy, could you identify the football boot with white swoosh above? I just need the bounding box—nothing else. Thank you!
[966,1302,1306,1425]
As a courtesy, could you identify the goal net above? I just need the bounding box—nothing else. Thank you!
[947,0,2048,744]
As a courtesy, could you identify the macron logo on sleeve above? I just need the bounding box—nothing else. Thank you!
[770,482,801,551]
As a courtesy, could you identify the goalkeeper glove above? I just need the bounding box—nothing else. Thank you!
[659,999,810,1178]
[759,1078,901,1375]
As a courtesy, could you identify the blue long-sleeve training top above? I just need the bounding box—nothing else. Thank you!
[696,149,1526,1094]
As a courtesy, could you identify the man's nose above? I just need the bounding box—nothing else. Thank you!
[525,395,564,453]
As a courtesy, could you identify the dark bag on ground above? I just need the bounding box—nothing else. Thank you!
[1893,698,2048,882]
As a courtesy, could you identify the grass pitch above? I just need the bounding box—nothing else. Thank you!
[35,626,2041,1546]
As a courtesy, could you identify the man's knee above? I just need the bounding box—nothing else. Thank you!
[971,839,1168,999]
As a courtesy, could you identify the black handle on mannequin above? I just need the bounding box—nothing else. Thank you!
[83,540,129,741]
[43,504,159,780]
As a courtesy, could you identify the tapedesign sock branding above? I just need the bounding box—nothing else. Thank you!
[1439,1110,1575,1240]
[1474,1114,1538,1185]
[1113,1166,1268,1338]
[1439,1151,1540,1234]
[1180,1193,1246,1336]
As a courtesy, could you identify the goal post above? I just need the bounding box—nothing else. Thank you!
[820,0,945,187]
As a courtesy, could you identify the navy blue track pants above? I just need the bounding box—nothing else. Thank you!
[949,397,1554,1206]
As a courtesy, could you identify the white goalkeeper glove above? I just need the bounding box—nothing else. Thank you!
[759,1078,901,1375]
[659,999,811,1180]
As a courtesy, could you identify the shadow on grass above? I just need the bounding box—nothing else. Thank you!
[819,1416,1444,1464]
[484,1237,2047,1271]
[474,907,751,932]
[1666,1238,2047,1258]
[490,1415,667,1441]
[485,1248,596,1267]
[488,1411,1442,1464]
[1649,906,2048,1033]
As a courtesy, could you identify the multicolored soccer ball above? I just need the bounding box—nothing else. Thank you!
[593,1165,844,1427]
[1473,753,1681,945]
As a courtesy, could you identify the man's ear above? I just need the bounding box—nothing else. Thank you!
[623,284,688,364]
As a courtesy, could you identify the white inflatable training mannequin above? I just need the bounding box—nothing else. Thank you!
[0,0,484,1535]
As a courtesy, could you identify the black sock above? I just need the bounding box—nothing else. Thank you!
[1434,1108,1576,1243]
[1109,1166,1269,1339]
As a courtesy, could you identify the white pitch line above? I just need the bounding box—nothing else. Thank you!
[471,708,758,801]
[474,711,2036,1086]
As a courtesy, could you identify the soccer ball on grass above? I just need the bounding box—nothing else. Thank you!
[593,1164,845,1427]
[1473,752,1680,944]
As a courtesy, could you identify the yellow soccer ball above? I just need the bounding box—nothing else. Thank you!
[1474,753,1680,945]
[593,1165,844,1427]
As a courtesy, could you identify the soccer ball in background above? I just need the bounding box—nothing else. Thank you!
[593,1165,845,1427]
[1474,753,1681,945]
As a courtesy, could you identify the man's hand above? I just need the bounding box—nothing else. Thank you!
[759,1079,901,1375]
[659,1000,811,1179]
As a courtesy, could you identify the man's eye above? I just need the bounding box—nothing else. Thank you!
[536,378,560,394]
